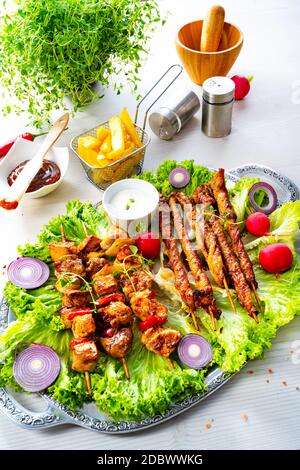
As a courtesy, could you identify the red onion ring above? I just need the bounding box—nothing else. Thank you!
[13,344,60,392]
[177,334,213,369]
[7,257,50,289]
[168,167,190,188]
[248,182,278,215]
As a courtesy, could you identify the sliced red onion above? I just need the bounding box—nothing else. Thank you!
[13,344,60,392]
[248,182,278,215]
[169,167,190,188]
[7,257,50,289]
[177,334,213,369]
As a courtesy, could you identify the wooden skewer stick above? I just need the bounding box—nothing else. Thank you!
[121,357,130,380]
[252,312,259,324]
[60,224,66,242]
[82,221,89,237]
[167,357,174,370]
[251,282,264,314]
[208,306,216,331]
[190,309,200,331]
[85,371,92,395]
[223,278,236,313]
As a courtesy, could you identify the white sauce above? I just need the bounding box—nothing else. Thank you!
[108,189,153,219]
[188,344,201,358]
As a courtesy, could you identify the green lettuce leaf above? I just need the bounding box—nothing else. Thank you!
[3,277,63,330]
[134,159,212,198]
[228,177,259,225]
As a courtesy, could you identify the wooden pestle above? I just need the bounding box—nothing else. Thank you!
[200,5,225,52]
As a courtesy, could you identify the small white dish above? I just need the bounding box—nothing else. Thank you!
[103,179,159,235]
[0,138,69,199]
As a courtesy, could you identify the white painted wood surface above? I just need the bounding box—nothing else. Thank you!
[0,0,300,450]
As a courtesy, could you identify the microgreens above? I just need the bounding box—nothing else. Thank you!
[58,272,98,313]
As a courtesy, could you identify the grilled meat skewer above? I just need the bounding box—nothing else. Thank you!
[210,169,259,291]
[169,195,221,324]
[159,197,198,330]
[191,187,236,312]
[209,214,258,322]
[175,191,227,289]
[117,244,181,366]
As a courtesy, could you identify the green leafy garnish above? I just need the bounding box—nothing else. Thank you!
[0,0,165,127]
[125,198,135,210]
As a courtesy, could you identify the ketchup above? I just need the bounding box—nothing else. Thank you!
[0,199,19,210]
[7,159,61,193]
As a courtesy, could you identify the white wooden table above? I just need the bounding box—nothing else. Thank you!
[0,0,300,450]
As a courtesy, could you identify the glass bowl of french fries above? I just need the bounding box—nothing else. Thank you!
[70,108,150,190]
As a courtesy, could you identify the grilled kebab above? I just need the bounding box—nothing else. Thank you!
[169,194,221,325]
[193,184,258,322]
[159,196,198,330]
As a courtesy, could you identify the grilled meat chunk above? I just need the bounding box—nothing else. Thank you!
[100,328,133,358]
[115,244,141,269]
[120,271,153,298]
[98,301,133,328]
[130,290,168,321]
[54,255,86,278]
[62,290,91,308]
[93,274,118,296]
[57,307,73,329]
[76,235,101,255]
[141,327,181,357]
[86,257,108,279]
[72,314,96,338]
[55,275,83,293]
[72,340,98,373]
[49,241,76,262]
[210,169,257,288]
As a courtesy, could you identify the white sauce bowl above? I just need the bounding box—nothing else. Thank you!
[103,179,159,235]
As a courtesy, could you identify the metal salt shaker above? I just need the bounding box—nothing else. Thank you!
[149,91,200,140]
[202,76,235,137]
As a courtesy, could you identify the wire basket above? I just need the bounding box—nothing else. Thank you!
[70,64,183,190]
[71,123,149,190]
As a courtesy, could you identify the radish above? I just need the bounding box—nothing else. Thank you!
[231,75,253,100]
[259,243,293,274]
[246,212,270,237]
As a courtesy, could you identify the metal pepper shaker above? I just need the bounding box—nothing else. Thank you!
[201,76,235,138]
[149,91,200,140]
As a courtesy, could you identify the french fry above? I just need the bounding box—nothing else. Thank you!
[96,127,109,144]
[109,116,125,153]
[107,148,124,161]
[96,154,113,168]
[100,134,112,153]
[120,107,143,148]
[78,136,100,165]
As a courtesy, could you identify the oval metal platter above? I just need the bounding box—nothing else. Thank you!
[0,164,298,433]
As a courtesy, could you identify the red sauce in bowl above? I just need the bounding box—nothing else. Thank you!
[7,160,61,193]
